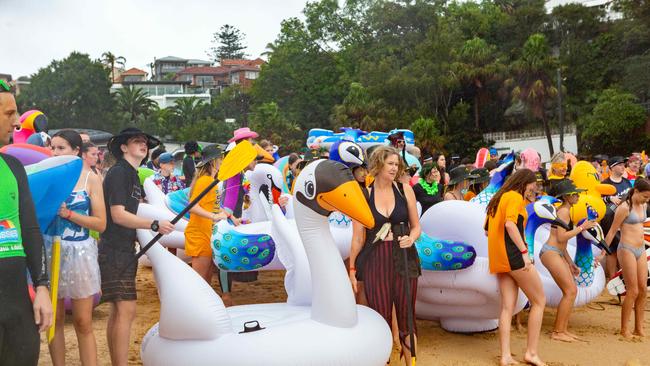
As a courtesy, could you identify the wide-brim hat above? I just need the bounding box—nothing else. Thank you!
[228,127,259,143]
[470,168,490,184]
[196,144,223,168]
[553,179,586,197]
[387,131,405,144]
[107,127,160,159]
[448,166,473,185]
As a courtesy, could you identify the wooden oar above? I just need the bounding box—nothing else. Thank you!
[48,231,61,343]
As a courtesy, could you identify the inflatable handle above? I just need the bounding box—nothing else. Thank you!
[239,320,265,333]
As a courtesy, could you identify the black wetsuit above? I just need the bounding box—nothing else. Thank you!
[0,153,49,366]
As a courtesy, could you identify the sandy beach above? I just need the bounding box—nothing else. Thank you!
[39,266,649,366]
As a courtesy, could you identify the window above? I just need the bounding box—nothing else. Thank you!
[245,71,258,80]
[231,73,240,84]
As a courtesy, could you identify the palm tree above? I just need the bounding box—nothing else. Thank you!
[115,86,157,123]
[508,33,559,155]
[172,96,206,126]
[453,37,505,129]
[101,52,126,82]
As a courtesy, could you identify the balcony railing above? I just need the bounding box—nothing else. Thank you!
[483,125,576,142]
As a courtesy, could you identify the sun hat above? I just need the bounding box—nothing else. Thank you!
[448,166,473,185]
[196,144,222,168]
[553,179,585,198]
[107,127,160,159]
[228,127,259,143]
[470,168,490,184]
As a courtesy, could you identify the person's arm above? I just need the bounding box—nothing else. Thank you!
[6,155,52,331]
[605,202,629,246]
[349,220,366,294]
[59,173,106,233]
[398,184,421,248]
[555,207,595,242]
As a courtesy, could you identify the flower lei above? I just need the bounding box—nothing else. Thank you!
[419,178,439,196]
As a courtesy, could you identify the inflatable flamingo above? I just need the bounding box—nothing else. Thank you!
[139,160,392,365]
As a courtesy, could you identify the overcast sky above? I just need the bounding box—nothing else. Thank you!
[0,0,308,78]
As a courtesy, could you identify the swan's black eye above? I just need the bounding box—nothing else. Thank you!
[305,181,315,198]
[267,174,273,180]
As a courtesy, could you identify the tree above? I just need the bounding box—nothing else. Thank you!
[175,118,235,144]
[208,24,248,62]
[171,96,207,127]
[331,82,397,132]
[578,89,648,155]
[115,86,157,124]
[250,102,303,155]
[17,52,116,131]
[410,117,445,155]
[508,33,558,155]
[101,51,126,82]
[453,37,505,129]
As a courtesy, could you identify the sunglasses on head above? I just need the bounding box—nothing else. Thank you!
[0,79,11,92]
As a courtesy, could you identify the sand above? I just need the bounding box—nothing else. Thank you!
[39,267,650,365]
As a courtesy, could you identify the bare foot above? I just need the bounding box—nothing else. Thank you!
[500,355,520,366]
[565,330,587,342]
[551,331,575,343]
[524,352,546,366]
[632,329,645,338]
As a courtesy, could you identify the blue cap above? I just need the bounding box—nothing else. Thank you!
[158,152,173,164]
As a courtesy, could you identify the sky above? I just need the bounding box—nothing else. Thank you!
[0,0,309,78]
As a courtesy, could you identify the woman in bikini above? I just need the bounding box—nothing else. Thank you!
[485,169,546,366]
[540,180,597,342]
[605,178,650,339]
[349,146,421,366]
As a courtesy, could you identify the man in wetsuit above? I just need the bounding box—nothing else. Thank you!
[0,80,52,365]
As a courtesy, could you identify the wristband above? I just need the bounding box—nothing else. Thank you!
[349,268,356,272]
[521,249,528,255]
[578,226,584,232]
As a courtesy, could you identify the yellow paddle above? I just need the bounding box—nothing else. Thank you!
[130,139,257,265]
[48,233,61,343]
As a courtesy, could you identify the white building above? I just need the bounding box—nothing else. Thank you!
[484,125,578,162]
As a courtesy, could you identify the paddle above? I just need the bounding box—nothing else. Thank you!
[398,222,416,366]
[48,226,61,343]
[128,140,257,266]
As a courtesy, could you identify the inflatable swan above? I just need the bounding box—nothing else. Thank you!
[415,200,527,333]
[140,159,392,365]
[470,153,515,207]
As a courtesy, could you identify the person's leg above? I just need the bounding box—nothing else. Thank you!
[356,281,368,306]
[606,252,619,280]
[47,301,66,365]
[617,247,639,338]
[218,270,234,307]
[633,253,648,337]
[541,252,577,341]
[497,273,519,366]
[510,267,546,366]
[191,256,213,284]
[394,274,418,366]
[107,300,136,366]
[72,297,97,366]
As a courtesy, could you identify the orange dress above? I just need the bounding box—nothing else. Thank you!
[486,191,528,274]
[184,176,219,257]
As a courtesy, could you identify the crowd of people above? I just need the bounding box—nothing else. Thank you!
[0,82,648,366]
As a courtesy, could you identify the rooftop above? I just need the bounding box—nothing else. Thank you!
[156,56,188,62]
[177,66,230,75]
[187,59,212,65]
[121,67,147,76]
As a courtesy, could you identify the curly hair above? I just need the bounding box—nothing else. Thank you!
[368,145,405,180]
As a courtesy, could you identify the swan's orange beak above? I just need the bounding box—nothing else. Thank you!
[318,181,375,229]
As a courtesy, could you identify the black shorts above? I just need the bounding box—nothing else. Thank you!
[98,242,137,302]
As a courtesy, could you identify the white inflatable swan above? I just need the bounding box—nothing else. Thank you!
[140,160,392,365]
[416,200,527,333]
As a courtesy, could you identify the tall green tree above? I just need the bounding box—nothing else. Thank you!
[208,24,248,62]
[18,52,116,131]
[171,97,207,126]
[100,51,126,82]
[115,86,157,124]
[250,102,303,154]
[508,33,558,155]
[453,37,505,129]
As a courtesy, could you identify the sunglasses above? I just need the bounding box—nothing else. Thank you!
[0,79,10,92]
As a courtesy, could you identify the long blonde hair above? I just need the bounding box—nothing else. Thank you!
[189,159,220,195]
[368,145,405,180]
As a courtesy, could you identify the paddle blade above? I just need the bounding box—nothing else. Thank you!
[48,236,62,343]
[218,140,257,181]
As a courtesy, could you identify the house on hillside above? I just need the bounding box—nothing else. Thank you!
[120,68,148,82]
[153,56,213,80]
[176,66,230,89]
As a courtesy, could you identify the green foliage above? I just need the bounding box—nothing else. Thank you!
[578,89,648,155]
[17,52,116,131]
[175,118,235,144]
[250,102,303,155]
[410,117,445,154]
[115,86,157,125]
[208,24,248,62]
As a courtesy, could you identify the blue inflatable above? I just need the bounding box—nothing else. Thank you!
[25,156,82,232]
[415,233,476,271]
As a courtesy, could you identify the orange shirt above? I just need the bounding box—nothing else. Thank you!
[486,191,528,274]
[185,176,219,243]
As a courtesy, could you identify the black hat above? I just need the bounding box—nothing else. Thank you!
[470,168,490,184]
[387,131,405,145]
[448,166,473,185]
[107,127,160,159]
[608,156,627,168]
[553,179,585,198]
[196,144,222,168]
